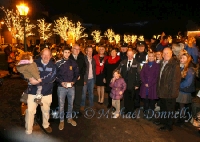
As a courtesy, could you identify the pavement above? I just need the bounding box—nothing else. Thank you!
[0,77,200,142]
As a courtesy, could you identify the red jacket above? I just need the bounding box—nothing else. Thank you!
[93,54,108,75]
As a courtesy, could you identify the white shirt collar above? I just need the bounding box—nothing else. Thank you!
[41,60,47,66]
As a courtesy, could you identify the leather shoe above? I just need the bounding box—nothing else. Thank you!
[159,126,167,131]
[153,120,161,125]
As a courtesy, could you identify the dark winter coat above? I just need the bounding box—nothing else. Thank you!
[104,56,121,92]
[116,59,141,90]
[157,57,181,98]
[56,58,79,87]
[28,58,57,96]
[69,53,86,86]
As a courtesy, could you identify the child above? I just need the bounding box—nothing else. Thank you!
[109,70,126,118]
[16,52,43,106]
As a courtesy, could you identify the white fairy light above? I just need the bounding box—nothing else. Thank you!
[37,19,52,41]
[104,29,115,43]
[131,35,137,43]
[53,16,73,41]
[124,34,131,43]
[0,6,35,40]
[114,34,120,44]
[138,35,144,41]
[91,30,102,43]
[69,21,88,41]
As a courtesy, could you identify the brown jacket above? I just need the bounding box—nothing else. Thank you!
[157,57,181,98]
[16,62,40,80]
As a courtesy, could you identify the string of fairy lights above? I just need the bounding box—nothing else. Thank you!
[0,7,189,45]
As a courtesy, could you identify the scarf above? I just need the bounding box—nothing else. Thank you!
[161,41,168,47]
[108,56,120,64]
[148,61,153,67]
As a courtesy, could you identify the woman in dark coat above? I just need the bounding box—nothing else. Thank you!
[104,48,121,108]
[140,52,160,116]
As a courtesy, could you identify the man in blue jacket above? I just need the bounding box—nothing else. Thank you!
[56,46,79,130]
[25,48,57,134]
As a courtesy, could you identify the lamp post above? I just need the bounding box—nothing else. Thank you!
[16,4,29,51]
[0,21,4,45]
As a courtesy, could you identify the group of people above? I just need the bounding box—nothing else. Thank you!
[13,33,200,135]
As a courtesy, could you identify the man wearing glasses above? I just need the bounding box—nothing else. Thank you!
[69,44,86,116]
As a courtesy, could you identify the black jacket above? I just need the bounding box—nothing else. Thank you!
[104,58,121,92]
[84,56,96,83]
[69,53,86,86]
[134,52,148,64]
[116,59,141,90]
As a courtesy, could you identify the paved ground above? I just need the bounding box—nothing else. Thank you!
[0,76,200,142]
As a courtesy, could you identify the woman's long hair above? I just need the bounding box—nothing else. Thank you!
[181,53,192,78]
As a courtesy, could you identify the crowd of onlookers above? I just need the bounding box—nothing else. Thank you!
[1,33,200,134]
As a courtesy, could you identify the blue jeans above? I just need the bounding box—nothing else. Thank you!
[57,86,75,121]
[81,78,94,107]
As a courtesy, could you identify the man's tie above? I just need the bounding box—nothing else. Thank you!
[128,61,131,71]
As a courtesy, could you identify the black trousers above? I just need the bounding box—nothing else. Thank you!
[134,89,140,107]
[124,89,135,113]
[107,91,112,106]
[143,97,156,111]
[73,85,83,112]
[160,98,176,128]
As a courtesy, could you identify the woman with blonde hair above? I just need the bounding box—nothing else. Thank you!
[185,36,198,64]
[176,53,196,126]
[93,46,108,104]
[139,52,160,118]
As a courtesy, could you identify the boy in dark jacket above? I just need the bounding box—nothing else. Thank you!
[56,46,79,130]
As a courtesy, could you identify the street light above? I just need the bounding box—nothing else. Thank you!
[16,4,29,51]
[0,21,4,45]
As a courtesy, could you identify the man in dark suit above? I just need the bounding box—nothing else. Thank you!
[69,44,86,116]
[116,50,141,116]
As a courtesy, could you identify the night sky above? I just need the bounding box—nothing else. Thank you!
[1,0,200,36]
[37,0,200,24]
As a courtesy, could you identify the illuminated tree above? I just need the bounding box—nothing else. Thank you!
[104,29,115,43]
[153,35,161,39]
[53,16,73,41]
[138,35,144,41]
[124,35,131,43]
[91,30,102,43]
[114,34,120,44]
[69,21,88,41]
[131,35,137,43]
[37,19,52,41]
[0,7,35,41]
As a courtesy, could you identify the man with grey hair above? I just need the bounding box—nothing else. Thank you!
[69,44,86,116]
[25,48,57,134]
[157,47,181,131]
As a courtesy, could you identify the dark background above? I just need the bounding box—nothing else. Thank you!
[1,0,200,38]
